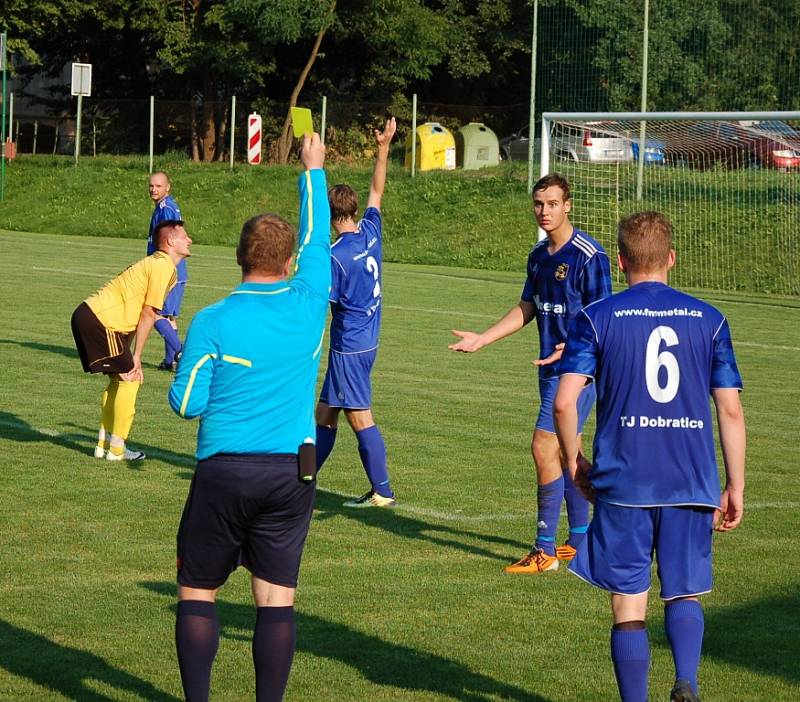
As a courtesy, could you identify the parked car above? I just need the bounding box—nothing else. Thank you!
[550,124,633,163]
[631,138,666,164]
[499,124,533,161]
[743,120,800,169]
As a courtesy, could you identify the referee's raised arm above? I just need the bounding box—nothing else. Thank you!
[292,133,331,299]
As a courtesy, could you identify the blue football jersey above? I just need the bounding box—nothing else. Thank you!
[559,281,743,508]
[329,207,383,353]
[521,228,611,379]
[148,195,186,282]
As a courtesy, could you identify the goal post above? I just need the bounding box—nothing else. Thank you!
[540,111,800,296]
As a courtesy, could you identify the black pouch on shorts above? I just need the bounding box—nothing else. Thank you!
[298,443,316,482]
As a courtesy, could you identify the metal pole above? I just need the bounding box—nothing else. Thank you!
[321,95,327,145]
[229,95,236,171]
[527,0,539,193]
[636,0,650,201]
[8,91,13,141]
[538,115,551,241]
[33,120,38,155]
[149,95,154,174]
[1,31,7,201]
[74,94,82,165]
[411,93,417,178]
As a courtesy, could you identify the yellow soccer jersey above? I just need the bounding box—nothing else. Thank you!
[86,252,177,332]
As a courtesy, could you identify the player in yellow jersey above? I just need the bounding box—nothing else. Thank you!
[71,220,192,460]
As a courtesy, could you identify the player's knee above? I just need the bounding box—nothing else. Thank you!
[344,408,374,432]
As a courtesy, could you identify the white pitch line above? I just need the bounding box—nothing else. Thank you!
[32,267,234,292]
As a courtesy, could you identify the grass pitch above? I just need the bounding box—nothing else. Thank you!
[0,229,798,701]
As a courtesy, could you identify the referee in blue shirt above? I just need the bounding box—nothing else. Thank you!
[168,134,329,702]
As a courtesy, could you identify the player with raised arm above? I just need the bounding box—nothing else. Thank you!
[147,171,186,371]
[554,211,746,702]
[450,174,611,573]
[314,117,398,508]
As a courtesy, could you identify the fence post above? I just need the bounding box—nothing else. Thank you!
[636,0,650,201]
[8,91,13,143]
[411,93,417,179]
[1,33,6,202]
[53,121,59,156]
[149,95,154,174]
[527,0,539,194]
[33,120,38,155]
[92,118,96,157]
[321,95,327,145]
[229,95,236,171]
[74,94,83,165]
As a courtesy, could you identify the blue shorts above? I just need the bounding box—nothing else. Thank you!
[536,376,595,433]
[320,348,376,409]
[568,500,715,600]
[160,281,186,317]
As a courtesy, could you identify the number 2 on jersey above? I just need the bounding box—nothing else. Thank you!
[645,326,679,403]
[365,256,381,298]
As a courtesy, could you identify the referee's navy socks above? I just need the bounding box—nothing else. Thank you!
[253,606,295,702]
[665,600,704,694]
[155,318,182,364]
[175,600,219,702]
[315,424,338,471]
[356,425,392,497]
[562,467,589,547]
[611,622,649,702]
[535,476,564,556]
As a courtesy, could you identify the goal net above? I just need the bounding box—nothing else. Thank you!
[540,112,800,296]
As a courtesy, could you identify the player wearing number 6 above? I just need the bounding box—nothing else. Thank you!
[554,211,746,702]
[314,118,398,507]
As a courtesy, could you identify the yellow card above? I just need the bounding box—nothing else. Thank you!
[291,107,314,138]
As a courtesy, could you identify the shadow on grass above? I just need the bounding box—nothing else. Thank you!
[702,587,800,686]
[0,412,194,478]
[313,488,528,562]
[0,337,78,360]
[0,619,179,701]
[142,581,550,702]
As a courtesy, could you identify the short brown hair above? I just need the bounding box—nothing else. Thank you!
[237,214,296,276]
[154,219,185,251]
[617,211,673,272]
[328,184,358,223]
[532,173,570,201]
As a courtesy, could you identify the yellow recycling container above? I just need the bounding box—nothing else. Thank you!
[404,122,456,171]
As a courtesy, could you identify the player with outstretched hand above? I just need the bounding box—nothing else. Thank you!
[554,211,746,702]
[450,174,611,573]
[314,117,399,508]
[168,133,330,702]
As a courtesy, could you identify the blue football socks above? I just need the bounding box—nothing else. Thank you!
[535,475,564,556]
[611,625,650,702]
[665,600,704,694]
[155,318,182,365]
[253,606,296,702]
[356,425,393,497]
[563,467,590,547]
[315,424,338,471]
[175,600,219,702]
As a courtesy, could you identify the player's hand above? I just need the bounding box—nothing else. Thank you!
[574,454,595,503]
[533,342,564,367]
[301,132,325,171]
[120,357,144,383]
[449,330,484,353]
[375,117,397,149]
[714,487,744,531]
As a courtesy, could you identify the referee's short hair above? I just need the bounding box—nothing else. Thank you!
[237,214,296,275]
[617,211,673,273]
[154,219,186,251]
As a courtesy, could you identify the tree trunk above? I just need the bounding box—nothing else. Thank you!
[274,0,336,164]
[216,100,229,162]
[200,73,216,161]
[190,98,200,162]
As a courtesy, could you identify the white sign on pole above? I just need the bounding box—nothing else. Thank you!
[0,34,6,72]
[71,63,92,97]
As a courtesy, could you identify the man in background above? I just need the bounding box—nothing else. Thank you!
[314,117,398,508]
[148,171,186,371]
[554,211,746,702]
[71,220,192,460]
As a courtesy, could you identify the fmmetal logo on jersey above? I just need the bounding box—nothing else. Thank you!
[613,307,704,319]
[533,294,566,316]
[555,263,569,281]
[619,415,705,429]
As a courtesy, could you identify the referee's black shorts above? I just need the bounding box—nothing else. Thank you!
[176,453,316,590]
[70,302,134,374]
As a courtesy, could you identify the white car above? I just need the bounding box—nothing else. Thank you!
[551,124,633,163]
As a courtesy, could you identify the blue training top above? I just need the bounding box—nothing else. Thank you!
[559,281,743,508]
[520,228,611,379]
[168,169,331,459]
[148,194,187,283]
[329,206,383,353]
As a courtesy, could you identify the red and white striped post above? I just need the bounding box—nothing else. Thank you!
[247,112,262,165]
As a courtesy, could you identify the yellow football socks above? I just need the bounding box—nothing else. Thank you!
[104,379,142,457]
